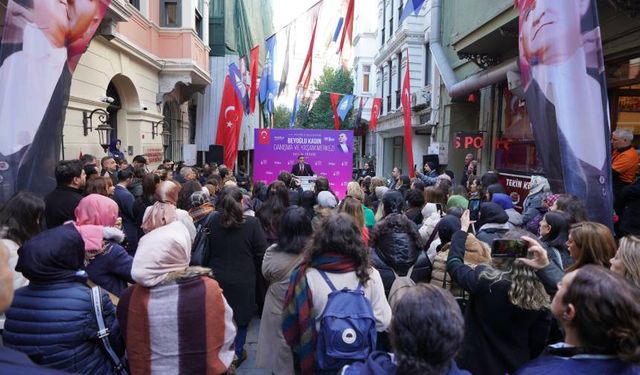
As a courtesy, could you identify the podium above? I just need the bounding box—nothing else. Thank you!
[297,176,316,191]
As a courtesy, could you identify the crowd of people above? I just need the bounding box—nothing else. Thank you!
[0,151,639,375]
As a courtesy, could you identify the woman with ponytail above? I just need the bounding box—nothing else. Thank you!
[203,186,268,366]
[517,265,640,374]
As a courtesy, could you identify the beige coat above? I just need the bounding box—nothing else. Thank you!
[430,233,491,296]
[255,245,303,375]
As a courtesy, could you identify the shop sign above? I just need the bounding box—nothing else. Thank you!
[498,173,532,212]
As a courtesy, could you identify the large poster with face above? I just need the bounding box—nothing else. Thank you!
[254,129,354,199]
[518,0,612,226]
[0,0,111,203]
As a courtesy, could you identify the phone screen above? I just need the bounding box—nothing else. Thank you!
[491,239,528,258]
[435,203,443,216]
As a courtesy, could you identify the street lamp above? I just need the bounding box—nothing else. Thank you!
[83,108,113,153]
[151,119,172,154]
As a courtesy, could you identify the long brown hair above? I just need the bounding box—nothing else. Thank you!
[566,222,617,272]
[217,186,245,229]
[305,213,371,285]
[563,265,640,362]
[338,197,365,230]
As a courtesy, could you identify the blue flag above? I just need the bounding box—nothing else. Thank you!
[332,17,344,42]
[290,88,302,128]
[259,36,277,115]
[399,0,426,23]
[228,63,249,113]
[337,94,354,121]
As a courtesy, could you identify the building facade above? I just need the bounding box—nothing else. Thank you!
[0,0,210,166]
[373,0,439,177]
[431,0,640,191]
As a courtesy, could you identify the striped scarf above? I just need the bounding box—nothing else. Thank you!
[282,252,358,375]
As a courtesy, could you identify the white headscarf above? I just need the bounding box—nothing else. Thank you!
[131,221,192,287]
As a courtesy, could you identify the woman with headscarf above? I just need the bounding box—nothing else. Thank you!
[203,186,268,366]
[108,139,125,160]
[117,220,236,374]
[3,224,125,374]
[188,190,215,227]
[142,180,196,240]
[75,194,134,297]
[522,176,550,228]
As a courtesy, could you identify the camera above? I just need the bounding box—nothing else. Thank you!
[491,239,528,258]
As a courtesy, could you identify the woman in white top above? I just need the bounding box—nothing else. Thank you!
[282,213,391,375]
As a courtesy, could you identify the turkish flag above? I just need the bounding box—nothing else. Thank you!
[249,46,259,113]
[401,52,415,178]
[369,97,382,131]
[258,128,270,145]
[330,93,341,130]
[215,76,244,169]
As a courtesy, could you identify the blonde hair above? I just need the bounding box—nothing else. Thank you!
[617,235,640,287]
[479,259,549,311]
[346,181,365,201]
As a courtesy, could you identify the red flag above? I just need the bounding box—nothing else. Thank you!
[369,97,382,131]
[298,6,320,91]
[338,0,355,55]
[215,76,244,169]
[401,51,415,178]
[330,93,341,130]
[249,46,259,113]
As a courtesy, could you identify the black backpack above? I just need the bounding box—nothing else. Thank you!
[190,212,216,266]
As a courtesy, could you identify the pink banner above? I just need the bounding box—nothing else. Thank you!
[254,129,354,199]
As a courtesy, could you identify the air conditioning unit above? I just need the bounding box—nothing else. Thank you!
[412,89,431,107]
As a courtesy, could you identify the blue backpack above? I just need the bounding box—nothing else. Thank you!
[316,270,377,371]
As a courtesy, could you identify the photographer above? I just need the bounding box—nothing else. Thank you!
[446,210,551,375]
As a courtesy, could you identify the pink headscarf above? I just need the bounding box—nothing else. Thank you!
[141,181,181,233]
[73,194,119,251]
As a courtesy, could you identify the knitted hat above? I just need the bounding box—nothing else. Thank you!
[190,191,209,208]
[446,195,469,211]
[317,191,337,208]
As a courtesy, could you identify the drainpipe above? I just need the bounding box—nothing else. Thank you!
[429,0,519,98]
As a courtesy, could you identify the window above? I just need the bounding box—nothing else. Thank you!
[425,43,431,85]
[388,60,393,112]
[209,0,224,56]
[128,0,140,10]
[381,1,386,46]
[195,5,203,39]
[396,53,402,109]
[363,65,371,92]
[381,66,385,113]
[161,0,181,27]
[389,0,394,38]
[398,1,403,26]
[495,87,541,174]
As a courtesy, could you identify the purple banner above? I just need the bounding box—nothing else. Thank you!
[254,129,354,199]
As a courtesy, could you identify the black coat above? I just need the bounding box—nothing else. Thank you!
[370,229,432,296]
[113,185,138,254]
[204,214,268,325]
[447,231,551,375]
[43,186,84,229]
[619,179,640,236]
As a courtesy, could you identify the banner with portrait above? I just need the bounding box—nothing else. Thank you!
[0,0,111,203]
[518,0,612,226]
[254,129,354,199]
